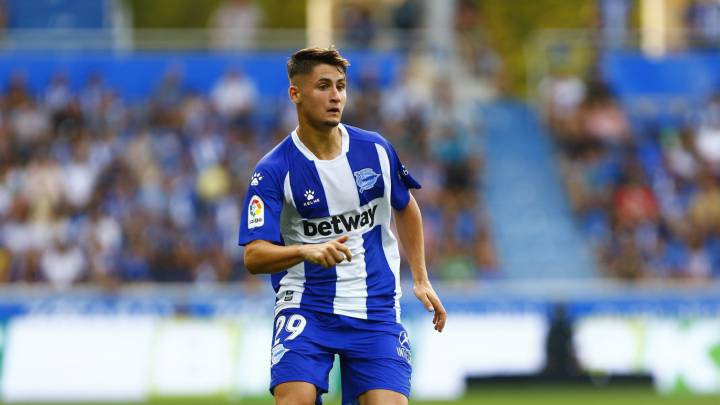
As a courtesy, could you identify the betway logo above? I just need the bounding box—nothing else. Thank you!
[302,205,378,237]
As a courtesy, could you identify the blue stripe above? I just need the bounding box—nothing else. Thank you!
[300,262,337,312]
[270,271,287,292]
[346,137,385,206]
[362,225,396,320]
[288,149,330,219]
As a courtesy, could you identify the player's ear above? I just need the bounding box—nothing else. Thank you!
[289,84,300,105]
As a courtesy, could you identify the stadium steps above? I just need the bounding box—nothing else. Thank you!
[480,100,597,279]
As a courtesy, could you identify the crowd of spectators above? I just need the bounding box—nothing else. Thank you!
[541,70,720,281]
[209,0,262,50]
[685,0,720,48]
[205,0,426,51]
[0,62,495,290]
[336,0,425,51]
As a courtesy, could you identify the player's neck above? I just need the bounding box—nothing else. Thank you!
[296,123,342,161]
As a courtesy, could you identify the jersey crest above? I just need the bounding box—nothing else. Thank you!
[354,168,381,193]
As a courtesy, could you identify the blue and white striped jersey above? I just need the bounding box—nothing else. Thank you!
[239,123,421,323]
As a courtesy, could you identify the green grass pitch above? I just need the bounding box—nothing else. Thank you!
[4,385,720,405]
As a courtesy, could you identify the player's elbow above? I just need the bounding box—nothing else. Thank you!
[245,260,260,275]
[243,245,262,275]
[244,259,262,275]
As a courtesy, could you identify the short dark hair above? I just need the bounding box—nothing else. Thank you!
[287,47,350,81]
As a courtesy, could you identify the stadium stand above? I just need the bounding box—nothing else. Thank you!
[0,51,496,287]
[544,54,720,280]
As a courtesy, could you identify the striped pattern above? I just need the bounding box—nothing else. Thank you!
[241,123,418,323]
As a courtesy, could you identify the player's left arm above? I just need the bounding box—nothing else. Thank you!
[394,194,447,332]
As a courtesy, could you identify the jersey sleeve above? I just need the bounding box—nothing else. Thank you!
[385,141,422,210]
[238,166,285,246]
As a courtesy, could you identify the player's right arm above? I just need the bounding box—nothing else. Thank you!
[244,236,352,274]
[239,163,351,274]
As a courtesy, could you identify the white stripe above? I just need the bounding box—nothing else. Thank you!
[333,237,368,319]
[376,144,403,323]
[283,172,294,208]
[316,156,368,319]
[280,171,307,244]
[315,158,359,215]
[381,225,403,323]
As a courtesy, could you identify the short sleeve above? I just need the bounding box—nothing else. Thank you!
[238,167,285,246]
[385,142,421,210]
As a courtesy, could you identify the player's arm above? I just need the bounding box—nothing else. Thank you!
[244,236,352,274]
[394,194,447,332]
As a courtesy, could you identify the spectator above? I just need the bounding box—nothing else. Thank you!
[340,3,377,48]
[662,128,700,182]
[392,0,423,51]
[82,204,123,279]
[604,229,645,280]
[4,72,31,110]
[0,245,9,283]
[80,72,106,117]
[45,72,72,114]
[209,0,262,50]
[688,170,720,235]
[210,69,257,125]
[578,94,631,146]
[41,237,85,290]
[63,136,99,209]
[22,149,64,211]
[685,0,720,48]
[10,100,50,155]
[150,68,185,129]
[539,69,586,138]
[685,232,712,281]
[612,158,659,228]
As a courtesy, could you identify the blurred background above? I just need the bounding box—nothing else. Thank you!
[0,0,720,404]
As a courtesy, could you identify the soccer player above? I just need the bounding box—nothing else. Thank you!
[239,47,446,405]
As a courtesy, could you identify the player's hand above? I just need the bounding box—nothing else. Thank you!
[299,235,352,268]
[413,280,446,332]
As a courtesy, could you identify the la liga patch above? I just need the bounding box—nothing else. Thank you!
[248,195,265,229]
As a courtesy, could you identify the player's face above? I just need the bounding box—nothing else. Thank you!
[291,64,346,128]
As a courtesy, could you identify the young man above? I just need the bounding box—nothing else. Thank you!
[239,47,446,405]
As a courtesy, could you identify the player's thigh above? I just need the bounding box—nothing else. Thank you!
[274,381,317,405]
[339,323,412,404]
[358,388,408,405]
[270,309,334,401]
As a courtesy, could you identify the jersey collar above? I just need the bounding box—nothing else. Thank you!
[291,123,349,162]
